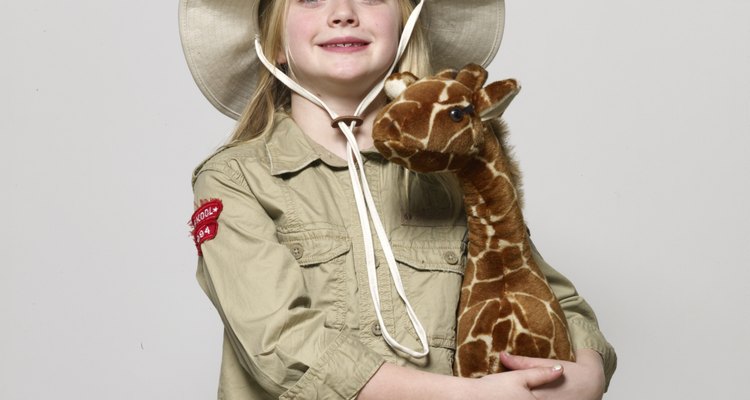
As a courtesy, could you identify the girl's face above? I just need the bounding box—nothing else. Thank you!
[283,0,402,98]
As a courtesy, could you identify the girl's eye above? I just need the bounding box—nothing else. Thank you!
[449,107,465,122]
[296,0,322,8]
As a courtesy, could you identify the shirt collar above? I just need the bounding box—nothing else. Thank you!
[265,113,324,175]
[266,113,383,175]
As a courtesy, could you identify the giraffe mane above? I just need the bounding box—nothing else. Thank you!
[487,119,524,209]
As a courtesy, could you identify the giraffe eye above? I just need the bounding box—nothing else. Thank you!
[449,107,465,122]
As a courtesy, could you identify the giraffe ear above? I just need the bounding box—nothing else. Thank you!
[384,72,419,99]
[474,79,521,121]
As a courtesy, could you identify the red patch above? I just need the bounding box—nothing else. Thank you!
[193,222,219,256]
[190,199,223,256]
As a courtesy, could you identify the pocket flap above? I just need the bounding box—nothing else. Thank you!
[392,240,464,274]
[277,225,351,266]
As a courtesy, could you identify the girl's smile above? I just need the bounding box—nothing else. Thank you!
[318,36,371,53]
[283,0,401,98]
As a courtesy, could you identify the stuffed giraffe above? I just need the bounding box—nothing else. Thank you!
[372,64,575,378]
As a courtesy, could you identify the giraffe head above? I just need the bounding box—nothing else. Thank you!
[373,64,520,173]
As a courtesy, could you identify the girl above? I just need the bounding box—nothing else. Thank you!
[180,0,616,399]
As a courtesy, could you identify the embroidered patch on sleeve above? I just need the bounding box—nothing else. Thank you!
[189,199,223,256]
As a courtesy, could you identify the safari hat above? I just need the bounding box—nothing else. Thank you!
[179,0,506,119]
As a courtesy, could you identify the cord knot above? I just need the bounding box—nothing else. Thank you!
[331,115,364,128]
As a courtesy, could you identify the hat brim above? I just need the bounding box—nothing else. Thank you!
[179,0,505,119]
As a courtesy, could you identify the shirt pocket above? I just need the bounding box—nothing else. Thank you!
[391,232,465,351]
[400,173,465,227]
[276,224,351,330]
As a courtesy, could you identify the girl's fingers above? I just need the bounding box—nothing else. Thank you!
[501,352,556,370]
[519,364,565,388]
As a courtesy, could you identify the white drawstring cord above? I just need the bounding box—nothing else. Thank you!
[254,0,429,358]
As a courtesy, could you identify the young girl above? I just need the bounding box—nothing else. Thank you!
[180,0,616,399]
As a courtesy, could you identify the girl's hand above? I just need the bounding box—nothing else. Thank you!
[358,361,564,400]
[500,349,606,400]
[467,364,565,400]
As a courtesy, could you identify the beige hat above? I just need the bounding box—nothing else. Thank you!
[179,0,506,119]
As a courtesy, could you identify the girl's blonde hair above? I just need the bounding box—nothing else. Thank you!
[227,0,432,145]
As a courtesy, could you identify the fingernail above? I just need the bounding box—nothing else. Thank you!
[551,364,563,372]
[503,351,512,357]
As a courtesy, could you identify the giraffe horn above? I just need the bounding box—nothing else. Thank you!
[456,63,488,91]
[384,71,419,99]
[435,68,458,80]
[474,79,521,121]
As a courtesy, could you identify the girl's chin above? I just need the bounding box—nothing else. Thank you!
[297,70,388,95]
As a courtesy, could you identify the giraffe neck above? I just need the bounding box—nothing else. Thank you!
[456,128,528,262]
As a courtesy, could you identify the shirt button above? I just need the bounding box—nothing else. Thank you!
[443,250,459,265]
[290,243,304,260]
[371,322,382,336]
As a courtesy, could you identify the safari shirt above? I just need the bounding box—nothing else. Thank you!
[191,113,617,400]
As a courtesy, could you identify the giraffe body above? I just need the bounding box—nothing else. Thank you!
[373,64,575,378]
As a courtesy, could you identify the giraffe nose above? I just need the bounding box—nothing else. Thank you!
[373,119,401,142]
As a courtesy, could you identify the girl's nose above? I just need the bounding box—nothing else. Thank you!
[328,0,359,27]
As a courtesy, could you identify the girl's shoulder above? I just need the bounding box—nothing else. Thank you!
[191,139,267,186]
[190,112,301,187]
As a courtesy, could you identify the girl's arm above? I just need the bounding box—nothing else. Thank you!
[193,164,385,399]
[518,240,616,399]
[530,241,618,389]
[502,349,606,400]
[358,361,565,400]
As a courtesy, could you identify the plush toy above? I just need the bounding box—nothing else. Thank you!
[373,64,575,378]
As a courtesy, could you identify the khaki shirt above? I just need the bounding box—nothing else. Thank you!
[192,113,616,399]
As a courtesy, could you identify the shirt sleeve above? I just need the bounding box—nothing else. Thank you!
[192,163,385,399]
[530,240,618,391]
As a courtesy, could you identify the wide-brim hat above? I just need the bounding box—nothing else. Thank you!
[179,0,506,119]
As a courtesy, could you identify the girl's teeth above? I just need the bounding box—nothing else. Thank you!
[327,43,362,47]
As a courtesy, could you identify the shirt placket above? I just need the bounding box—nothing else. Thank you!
[336,155,398,354]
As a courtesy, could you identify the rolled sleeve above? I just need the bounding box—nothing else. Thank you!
[530,241,618,390]
[193,163,384,399]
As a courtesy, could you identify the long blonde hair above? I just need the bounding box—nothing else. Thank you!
[227,0,432,145]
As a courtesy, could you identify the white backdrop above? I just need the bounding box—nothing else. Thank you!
[2,1,748,399]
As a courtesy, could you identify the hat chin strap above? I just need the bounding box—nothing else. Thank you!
[255,0,429,359]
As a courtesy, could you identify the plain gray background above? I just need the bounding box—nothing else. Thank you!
[2,1,749,398]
